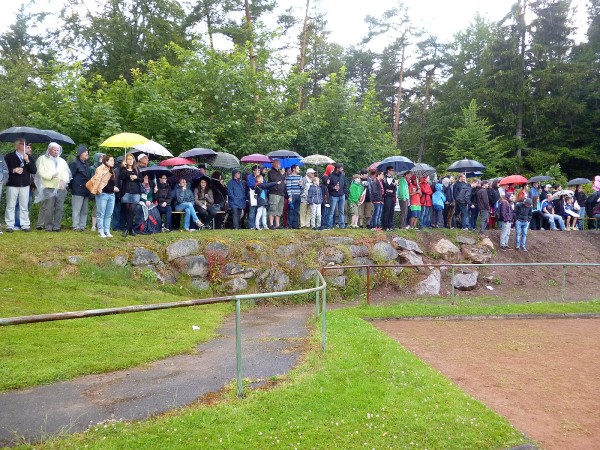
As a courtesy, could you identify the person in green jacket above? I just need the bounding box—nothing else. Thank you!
[348,174,364,228]
[397,171,410,228]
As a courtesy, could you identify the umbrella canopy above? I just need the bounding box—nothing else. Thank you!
[140,166,173,178]
[377,155,415,173]
[0,126,52,144]
[208,152,241,169]
[267,149,302,159]
[447,158,486,173]
[410,163,436,178]
[263,157,304,170]
[551,189,574,200]
[367,161,381,172]
[179,147,218,159]
[301,154,335,165]
[168,165,202,184]
[240,153,272,164]
[42,130,75,146]
[567,178,591,186]
[131,140,173,158]
[158,156,195,167]
[499,175,529,186]
[100,132,149,148]
[528,175,553,183]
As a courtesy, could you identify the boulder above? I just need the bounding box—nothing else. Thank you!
[248,242,266,253]
[327,276,346,288]
[352,257,374,276]
[324,236,354,245]
[318,247,345,264]
[433,239,460,260]
[461,245,493,264]
[191,278,211,291]
[372,241,397,262]
[453,271,479,291]
[257,268,290,292]
[456,235,476,245]
[166,239,199,261]
[113,254,129,267]
[132,247,161,266]
[66,256,83,266]
[204,241,230,258]
[391,237,423,254]
[480,237,495,251]
[39,261,59,269]
[300,269,319,283]
[397,250,424,268]
[415,269,441,296]
[349,245,370,258]
[222,262,245,276]
[225,278,248,293]
[276,244,300,258]
[285,258,301,269]
[179,255,209,278]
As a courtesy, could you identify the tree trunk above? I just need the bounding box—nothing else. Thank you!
[297,0,310,111]
[244,0,256,74]
[204,0,214,50]
[515,0,527,160]
[393,40,406,146]
[417,70,432,163]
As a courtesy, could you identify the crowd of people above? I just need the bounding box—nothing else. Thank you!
[1,139,599,241]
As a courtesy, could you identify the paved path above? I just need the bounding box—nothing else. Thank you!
[0,305,314,446]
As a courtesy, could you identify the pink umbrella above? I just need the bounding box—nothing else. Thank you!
[158,157,195,167]
[499,175,528,186]
[240,153,272,164]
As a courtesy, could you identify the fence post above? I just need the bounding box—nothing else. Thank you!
[235,298,243,397]
[561,265,566,303]
[366,265,371,305]
[451,266,455,303]
[315,272,320,318]
[321,281,327,352]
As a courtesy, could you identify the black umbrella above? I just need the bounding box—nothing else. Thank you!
[267,149,302,159]
[377,155,415,173]
[0,126,52,145]
[140,166,173,187]
[567,178,591,186]
[42,129,75,146]
[179,148,217,159]
[528,175,553,183]
[447,158,486,173]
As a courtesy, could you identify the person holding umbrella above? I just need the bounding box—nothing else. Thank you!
[118,153,142,237]
[4,139,37,232]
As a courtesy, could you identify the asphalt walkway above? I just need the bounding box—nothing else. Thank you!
[0,304,314,447]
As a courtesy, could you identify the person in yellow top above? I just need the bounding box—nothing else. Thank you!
[35,142,71,232]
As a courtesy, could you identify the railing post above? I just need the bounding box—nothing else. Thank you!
[366,265,371,305]
[235,298,243,397]
[561,265,566,303]
[315,272,320,318]
[451,266,455,304]
[321,280,327,352]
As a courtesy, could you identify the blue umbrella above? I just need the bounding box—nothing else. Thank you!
[263,157,304,169]
[377,155,415,173]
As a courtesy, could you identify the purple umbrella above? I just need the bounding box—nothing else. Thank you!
[241,153,272,164]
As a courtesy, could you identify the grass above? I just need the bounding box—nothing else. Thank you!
[33,300,600,450]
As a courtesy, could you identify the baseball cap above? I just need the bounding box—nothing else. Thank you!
[306,168,316,173]
[545,184,552,189]
[137,153,148,161]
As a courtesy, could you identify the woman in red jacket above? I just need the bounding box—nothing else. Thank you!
[409,175,422,229]
[419,176,433,228]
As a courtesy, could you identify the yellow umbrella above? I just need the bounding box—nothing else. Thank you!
[100,132,150,158]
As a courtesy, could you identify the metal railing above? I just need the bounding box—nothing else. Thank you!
[322,262,600,304]
[0,272,328,397]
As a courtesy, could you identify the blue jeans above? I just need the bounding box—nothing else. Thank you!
[288,195,301,228]
[457,203,469,229]
[175,202,199,229]
[157,204,172,229]
[328,195,346,228]
[370,202,383,228]
[420,206,432,228]
[248,205,257,229]
[470,206,479,229]
[96,193,115,234]
[515,220,529,249]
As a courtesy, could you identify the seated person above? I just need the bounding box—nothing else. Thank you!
[563,197,579,231]
[194,177,218,227]
[155,174,173,231]
[540,193,566,230]
[210,171,228,229]
[174,178,204,231]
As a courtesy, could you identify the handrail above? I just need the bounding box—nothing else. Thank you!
[0,271,328,398]
[322,262,600,305]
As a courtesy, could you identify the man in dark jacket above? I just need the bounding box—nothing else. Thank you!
[475,179,490,234]
[227,169,246,229]
[452,174,467,229]
[155,174,173,231]
[327,163,347,228]
[514,198,533,251]
[381,166,397,230]
[455,177,474,230]
[69,145,91,231]
[267,159,285,229]
[4,139,37,232]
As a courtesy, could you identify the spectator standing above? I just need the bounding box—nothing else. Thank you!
[476,179,491,234]
[453,174,468,228]
[455,177,473,230]
[285,164,303,229]
[4,139,37,232]
[397,171,410,229]
[358,169,373,228]
[369,171,384,231]
[488,179,501,229]
[431,181,446,228]
[227,169,246,229]
[118,153,142,237]
[246,165,260,229]
[35,142,71,232]
[381,166,397,230]
[498,194,514,250]
[328,163,347,229]
[267,159,286,229]
[348,174,364,228]
[514,198,533,251]
[419,176,433,228]
[299,168,315,228]
[321,165,334,229]
[88,154,119,238]
[443,176,455,228]
[408,175,421,229]
[307,176,323,230]
[0,151,9,233]
[69,145,91,231]
[573,184,587,230]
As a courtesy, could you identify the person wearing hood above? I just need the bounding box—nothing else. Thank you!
[431,181,446,228]
[69,145,91,231]
[35,142,71,232]
[419,176,433,228]
[227,169,246,229]
[514,197,533,251]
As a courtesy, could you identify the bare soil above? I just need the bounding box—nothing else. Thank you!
[374,317,600,450]
[371,229,600,304]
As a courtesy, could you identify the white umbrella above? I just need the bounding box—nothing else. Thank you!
[551,189,574,200]
[301,154,335,165]
[132,140,173,158]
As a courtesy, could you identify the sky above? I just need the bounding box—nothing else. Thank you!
[0,0,590,48]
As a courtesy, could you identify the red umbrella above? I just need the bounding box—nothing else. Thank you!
[499,175,528,186]
[368,161,381,172]
[240,153,272,164]
[158,157,195,167]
